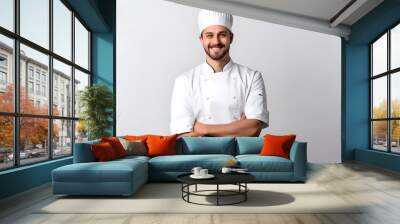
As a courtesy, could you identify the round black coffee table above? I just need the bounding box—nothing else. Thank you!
[177,173,255,206]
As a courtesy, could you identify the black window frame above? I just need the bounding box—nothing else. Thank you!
[0,0,92,171]
[370,20,400,154]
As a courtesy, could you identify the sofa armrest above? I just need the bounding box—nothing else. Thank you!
[289,141,307,181]
[73,140,100,163]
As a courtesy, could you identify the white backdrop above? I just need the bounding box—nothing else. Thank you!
[116,0,342,163]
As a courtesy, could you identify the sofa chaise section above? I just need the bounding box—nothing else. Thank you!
[52,141,149,196]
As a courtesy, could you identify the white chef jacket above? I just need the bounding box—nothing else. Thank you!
[170,59,269,134]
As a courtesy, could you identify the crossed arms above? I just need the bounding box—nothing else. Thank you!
[177,114,263,138]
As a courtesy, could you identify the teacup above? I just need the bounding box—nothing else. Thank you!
[199,168,208,176]
[221,167,232,173]
[191,167,202,176]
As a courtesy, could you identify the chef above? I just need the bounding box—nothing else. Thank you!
[170,9,269,137]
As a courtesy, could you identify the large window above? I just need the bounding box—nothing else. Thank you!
[371,22,400,153]
[0,0,91,171]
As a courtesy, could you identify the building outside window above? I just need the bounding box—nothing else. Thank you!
[28,66,34,79]
[35,70,40,81]
[0,54,7,67]
[0,71,6,84]
[42,85,46,97]
[41,73,46,83]
[28,81,34,94]
[35,83,40,95]
[0,54,7,90]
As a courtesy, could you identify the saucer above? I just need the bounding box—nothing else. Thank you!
[190,174,215,179]
[232,170,249,174]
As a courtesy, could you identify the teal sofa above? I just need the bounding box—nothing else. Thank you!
[52,137,307,196]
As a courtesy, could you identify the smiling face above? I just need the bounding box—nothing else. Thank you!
[199,25,233,61]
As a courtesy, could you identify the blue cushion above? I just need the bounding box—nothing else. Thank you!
[177,137,236,155]
[52,158,148,195]
[73,139,101,163]
[53,159,147,183]
[236,155,293,172]
[235,137,263,155]
[149,154,235,172]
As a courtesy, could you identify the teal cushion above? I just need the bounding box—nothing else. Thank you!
[73,139,101,163]
[236,155,293,172]
[149,154,235,172]
[236,137,263,155]
[177,137,236,155]
[53,159,147,183]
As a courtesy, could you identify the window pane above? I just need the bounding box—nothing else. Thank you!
[372,33,387,76]
[20,44,49,115]
[372,77,387,119]
[0,34,14,112]
[0,0,13,31]
[53,59,72,117]
[74,18,89,69]
[75,120,88,143]
[20,0,49,49]
[74,69,89,118]
[0,116,13,170]
[372,121,388,151]
[391,72,400,117]
[20,117,49,165]
[391,120,400,153]
[53,0,72,60]
[391,24,400,70]
[53,119,72,157]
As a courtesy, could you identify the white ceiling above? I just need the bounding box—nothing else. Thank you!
[165,0,384,38]
[225,0,353,22]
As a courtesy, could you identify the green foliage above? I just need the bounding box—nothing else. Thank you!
[79,84,113,140]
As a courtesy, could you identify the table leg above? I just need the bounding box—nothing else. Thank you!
[187,184,190,202]
[245,183,247,201]
[217,184,219,206]
[195,184,197,192]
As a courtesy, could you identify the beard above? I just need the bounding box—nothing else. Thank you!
[203,43,230,60]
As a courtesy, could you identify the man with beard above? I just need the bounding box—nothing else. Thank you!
[170,9,269,137]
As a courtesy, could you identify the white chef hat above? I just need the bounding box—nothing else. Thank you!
[198,9,233,34]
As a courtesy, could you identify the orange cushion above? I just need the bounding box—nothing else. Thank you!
[91,142,118,161]
[146,134,178,157]
[101,137,127,158]
[124,135,149,141]
[259,134,296,159]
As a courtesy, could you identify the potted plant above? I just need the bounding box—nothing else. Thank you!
[79,84,113,140]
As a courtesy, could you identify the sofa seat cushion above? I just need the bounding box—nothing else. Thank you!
[176,137,236,155]
[236,155,293,172]
[235,137,263,155]
[149,154,235,172]
[53,159,147,183]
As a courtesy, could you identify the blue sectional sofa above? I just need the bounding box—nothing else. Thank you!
[52,137,307,196]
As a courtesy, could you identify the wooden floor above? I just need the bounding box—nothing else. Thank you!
[1,162,400,224]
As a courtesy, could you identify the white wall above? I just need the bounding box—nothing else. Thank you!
[116,0,341,163]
